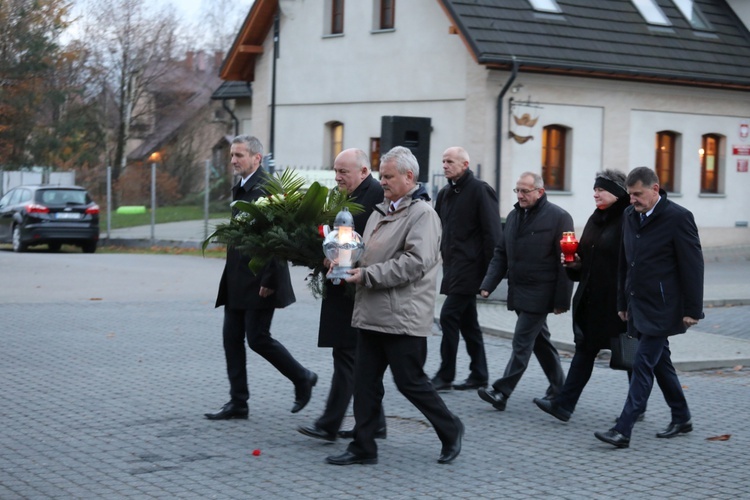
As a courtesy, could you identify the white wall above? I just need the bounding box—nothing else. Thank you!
[240,0,750,230]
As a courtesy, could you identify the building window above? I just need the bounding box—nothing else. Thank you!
[331,0,344,35]
[673,0,711,30]
[528,0,561,13]
[632,0,670,25]
[327,121,344,167]
[370,138,381,172]
[655,131,676,192]
[700,134,721,193]
[541,125,567,191]
[379,0,395,30]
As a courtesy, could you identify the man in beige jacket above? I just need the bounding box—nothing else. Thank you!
[325,146,464,466]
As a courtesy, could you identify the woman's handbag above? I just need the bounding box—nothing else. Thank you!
[610,333,639,371]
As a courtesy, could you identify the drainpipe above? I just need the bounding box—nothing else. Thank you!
[222,99,239,137]
[495,58,519,206]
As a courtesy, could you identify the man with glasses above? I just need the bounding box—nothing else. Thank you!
[477,171,574,412]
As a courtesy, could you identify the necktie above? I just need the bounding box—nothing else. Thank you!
[640,213,647,225]
[388,203,396,215]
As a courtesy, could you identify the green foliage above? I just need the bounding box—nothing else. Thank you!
[204,170,363,297]
[0,0,73,166]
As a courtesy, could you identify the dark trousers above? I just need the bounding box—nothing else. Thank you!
[348,330,462,458]
[492,311,565,398]
[223,307,308,403]
[435,294,488,383]
[315,347,386,434]
[555,343,635,413]
[614,334,690,437]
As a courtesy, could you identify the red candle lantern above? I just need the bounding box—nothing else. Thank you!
[560,231,578,263]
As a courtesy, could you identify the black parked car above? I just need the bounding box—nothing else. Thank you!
[0,185,100,253]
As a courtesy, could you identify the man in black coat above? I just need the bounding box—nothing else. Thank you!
[595,167,704,448]
[477,172,573,411]
[205,135,317,420]
[431,147,501,391]
[297,148,387,441]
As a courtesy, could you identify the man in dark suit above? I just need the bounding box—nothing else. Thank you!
[477,171,573,411]
[595,166,704,448]
[297,148,387,441]
[431,146,501,391]
[205,135,317,420]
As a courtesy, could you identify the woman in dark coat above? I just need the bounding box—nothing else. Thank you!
[534,169,636,422]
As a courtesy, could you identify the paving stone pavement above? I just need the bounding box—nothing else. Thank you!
[1,252,749,499]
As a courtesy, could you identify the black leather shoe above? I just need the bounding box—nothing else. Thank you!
[533,397,571,422]
[297,424,336,442]
[204,401,249,420]
[326,450,377,465]
[438,419,464,464]
[656,419,693,438]
[478,387,508,411]
[594,429,630,448]
[431,377,452,391]
[452,379,488,391]
[291,371,318,414]
[337,427,387,440]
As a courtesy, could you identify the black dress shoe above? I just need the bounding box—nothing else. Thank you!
[326,450,377,465]
[452,379,488,391]
[297,424,336,442]
[533,397,571,422]
[291,371,318,414]
[656,419,693,439]
[477,387,508,411]
[204,401,249,420]
[594,429,630,448]
[337,427,387,440]
[431,377,452,391]
[438,419,464,464]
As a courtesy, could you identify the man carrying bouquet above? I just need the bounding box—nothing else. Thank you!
[205,135,317,420]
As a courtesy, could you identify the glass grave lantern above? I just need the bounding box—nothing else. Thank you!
[322,207,364,284]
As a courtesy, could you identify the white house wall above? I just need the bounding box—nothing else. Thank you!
[235,1,750,230]
[251,0,470,178]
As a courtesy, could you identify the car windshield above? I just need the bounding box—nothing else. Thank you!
[39,190,88,205]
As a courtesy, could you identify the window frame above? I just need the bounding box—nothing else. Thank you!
[331,0,344,35]
[655,131,677,192]
[379,0,395,30]
[700,133,722,194]
[632,0,671,26]
[541,124,568,191]
[528,0,561,13]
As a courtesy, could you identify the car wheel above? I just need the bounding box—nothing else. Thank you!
[82,241,97,254]
[48,242,62,252]
[12,226,27,253]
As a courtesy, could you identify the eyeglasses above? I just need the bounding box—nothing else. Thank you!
[513,188,540,194]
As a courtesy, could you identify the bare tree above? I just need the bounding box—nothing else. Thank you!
[79,0,181,185]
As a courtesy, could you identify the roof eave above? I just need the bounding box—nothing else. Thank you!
[479,58,750,92]
[219,0,278,82]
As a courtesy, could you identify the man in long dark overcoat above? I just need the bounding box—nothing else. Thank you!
[205,135,317,420]
[297,148,387,441]
[431,146,501,391]
[595,167,703,448]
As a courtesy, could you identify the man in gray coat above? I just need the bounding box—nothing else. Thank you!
[477,171,573,411]
[325,146,463,466]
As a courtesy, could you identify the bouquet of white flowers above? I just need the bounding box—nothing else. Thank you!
[204,169,363,296]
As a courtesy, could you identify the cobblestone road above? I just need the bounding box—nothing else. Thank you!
[1,252,749,499]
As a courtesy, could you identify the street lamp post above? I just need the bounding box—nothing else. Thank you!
[148,152,161,245]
